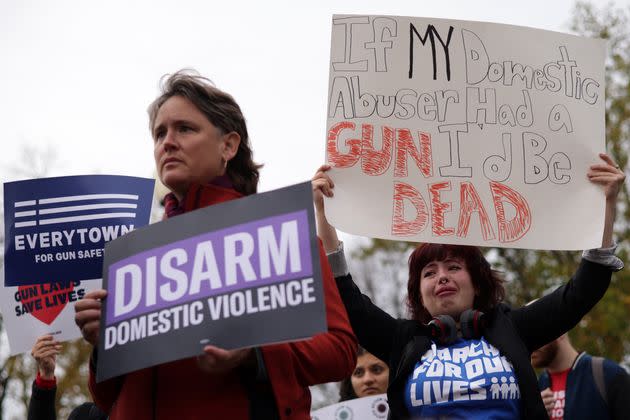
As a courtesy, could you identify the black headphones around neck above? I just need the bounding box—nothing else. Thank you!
[426,309,486,345]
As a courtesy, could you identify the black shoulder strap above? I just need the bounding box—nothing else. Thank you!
[591,356,608,405]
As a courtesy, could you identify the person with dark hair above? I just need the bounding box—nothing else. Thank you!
[27,335,107,420]
[74,70,357,420]
[312,152,625,419]
[339,347,389,402]
[532,332,630,419]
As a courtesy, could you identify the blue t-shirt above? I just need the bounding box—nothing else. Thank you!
[405,337,520,419]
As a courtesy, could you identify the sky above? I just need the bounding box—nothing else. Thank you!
[2,0,629,195]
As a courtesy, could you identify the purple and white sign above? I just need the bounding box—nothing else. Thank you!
[106,210,312,325]
[96,182,326,382]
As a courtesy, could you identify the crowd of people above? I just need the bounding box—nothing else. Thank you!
[19,69,629,419]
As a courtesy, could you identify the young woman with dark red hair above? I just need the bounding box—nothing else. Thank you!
[312,153,624,420]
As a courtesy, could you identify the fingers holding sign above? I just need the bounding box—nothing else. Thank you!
[312,164,342,253]
[312,164,335,213]
[31,335,62,379]
[587,153,626,247]
[197,345,254,376]
[74,289,107,347]
[540,387,555,418]
[587,153,626,201]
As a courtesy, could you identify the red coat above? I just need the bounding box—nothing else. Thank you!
[88,183,357,419]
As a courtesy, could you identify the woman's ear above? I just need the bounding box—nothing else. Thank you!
[222,132,241,162]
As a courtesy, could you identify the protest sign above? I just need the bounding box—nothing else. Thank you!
[3,175,155,286]
[0,275,103,356]
[311,394,389,420]
[325,15,606,250]
[96,182,325,382]
[1,175,155,355]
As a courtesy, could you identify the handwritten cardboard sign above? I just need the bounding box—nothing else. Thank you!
[325,15,606,250]
[96,182,326,382]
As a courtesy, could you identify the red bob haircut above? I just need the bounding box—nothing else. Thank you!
[406,243,505,324]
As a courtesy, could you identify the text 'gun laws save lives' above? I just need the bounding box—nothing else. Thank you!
[96,182,326,382]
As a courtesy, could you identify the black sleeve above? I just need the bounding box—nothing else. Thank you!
[609,367,630,420]
[335,273,398,363]
[510,259,613,352]
[27,381,56,420]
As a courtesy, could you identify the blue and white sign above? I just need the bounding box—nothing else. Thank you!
[3,175,155,286]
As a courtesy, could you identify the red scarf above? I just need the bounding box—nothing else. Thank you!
[163,176,243,218]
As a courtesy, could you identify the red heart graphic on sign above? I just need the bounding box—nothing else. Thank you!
[16,282,75,325]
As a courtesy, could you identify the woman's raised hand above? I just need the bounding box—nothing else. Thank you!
[31,335,62,380]
[312,164,341,253]
[587,153,625,201]
[587,153,626,247]
[74,289,107,347]
[312,164,335,215]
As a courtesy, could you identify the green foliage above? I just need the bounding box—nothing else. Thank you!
[567,0,630,366]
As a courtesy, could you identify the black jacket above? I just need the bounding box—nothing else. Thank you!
[28,381,108,420]
[28,381,56,420]
[335,259,613,419]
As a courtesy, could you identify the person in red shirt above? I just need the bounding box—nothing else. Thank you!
[532,332,630,420]
[74,70,357,420]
